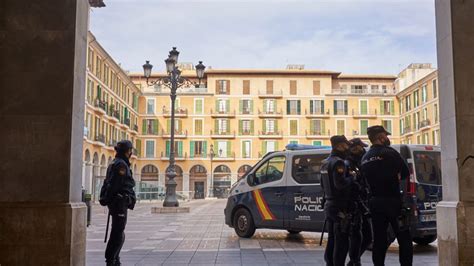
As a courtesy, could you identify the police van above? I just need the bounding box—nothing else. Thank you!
[224,144,441,246]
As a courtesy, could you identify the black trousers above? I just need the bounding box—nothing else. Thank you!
[324,216,362,266]
[371,212,413,266]
[105,208,128,264]
[359,215,373,256]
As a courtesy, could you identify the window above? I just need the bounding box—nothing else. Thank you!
[360,120,368,135]
[146,99,155,114]
[191,141,205,157]
[422,85,428,103]
[405,95,411,112]
[251,156,285,186]
[194,119,203,135]
[166,140,183,157]
[264,99,275,113]
[266,80,274,94]
[334,100,348,115]
[290,120,298,135]
[417,135,421,144]
[241,99,252,114]
[289,140,298,145]
[413,151,442,185]
[312,140,322,146]
[86,79,94,103]
[287,100,301,115]
[423,133,429,144]
[359,100,368,115]
[216,141,230,157]
[371,85,379,93]
[336,120,345,135]
[216,119,228,133]
[380,100,393,115]
[240,120,252,135]
[433,130,440,145]
[87,49,94,70]
[310,100,325,115]
[414,90,419,107]
[423,108,428,121]
[145,140,155,158]
[434,104,439,123]
[143,119,158,135]
[415,112,420,130]
[265,119,275,133]
[195,98,203,114]
[265,141,276,153]
[217,99,228,113]
[432,79,438,98]
[313,81,321,95]
[382,120,392,133]
[242,140,251,158]
[243,80,250,95]
[310,119,324,135]
[290,80,297,95]
[292,154,327,184]
[216,80,229,94]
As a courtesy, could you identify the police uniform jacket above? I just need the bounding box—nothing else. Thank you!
[106,155,136,211]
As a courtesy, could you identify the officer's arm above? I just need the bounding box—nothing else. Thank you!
[333,160,354,190]
[109,162,127,197]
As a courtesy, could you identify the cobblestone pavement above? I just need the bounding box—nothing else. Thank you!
[86,199,438,265]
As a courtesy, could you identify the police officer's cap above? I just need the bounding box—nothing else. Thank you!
[349,138,368,148]
[330,135,350,147]
[367,125,391,139]
[115,140,133,152]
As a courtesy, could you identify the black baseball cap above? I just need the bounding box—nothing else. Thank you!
[330,135,351,147]
[367,125,391,139]
[349,138,368,147]
[115,140,133,152]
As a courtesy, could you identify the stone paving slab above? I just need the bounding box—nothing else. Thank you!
[87,199,438,265]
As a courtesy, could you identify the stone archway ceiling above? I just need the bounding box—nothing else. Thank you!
[89,0,105,7]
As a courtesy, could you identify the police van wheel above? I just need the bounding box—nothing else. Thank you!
[413,235,437,245]
[233,208,256,238]
[287,230,301,234]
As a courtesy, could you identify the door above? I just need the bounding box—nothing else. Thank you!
[194,181,205,199]
[248,155,287,228]
[286,153,328,231]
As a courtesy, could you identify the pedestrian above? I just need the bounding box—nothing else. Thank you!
[347,138,372,258]
[321,135,362,266]
[99,140,137,266]
[361,126,412,266]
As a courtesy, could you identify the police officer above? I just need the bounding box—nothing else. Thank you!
[321,135,362,266]
[104,140,136,266]
[360,126,412,266]
[347,138,372,258]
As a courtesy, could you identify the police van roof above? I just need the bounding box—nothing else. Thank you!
[285,144,332,151]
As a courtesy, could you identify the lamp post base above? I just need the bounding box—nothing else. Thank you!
[163,178,179,207]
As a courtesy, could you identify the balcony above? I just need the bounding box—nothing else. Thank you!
[108,109,120,123]
[161,129,188,139]
[107,140,117,147]
[258,130,283,139]
[210,109,236,118]
[258,109,283,118]
[305,130,331,139]
[163,107,188,117]
[160,151,187,161]
[93,134,105,146]
[94,99,107,114]
[258,89,283,98]
[122,118,131,128]
[145,84,208,94]
[143,127,159,136]
[330,87,396,95]
[211,152,236,161]
[210,130,236,139]
[132,148,140,157]
[352,109,378,118]
[305,109,331,118]
[419,119,431,130]
[403,127,413,136]
[379,110,394,116]
[130,124,139,134]
[239,130,254,136]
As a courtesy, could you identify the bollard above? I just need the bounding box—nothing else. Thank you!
[85,193,92,227]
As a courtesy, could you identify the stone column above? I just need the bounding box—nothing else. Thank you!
[183,173,190,199]
[85,162,93,193]
[0,0,89,265]
[435,0,474,265]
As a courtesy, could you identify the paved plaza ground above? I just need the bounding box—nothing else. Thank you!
[86,199,438,266]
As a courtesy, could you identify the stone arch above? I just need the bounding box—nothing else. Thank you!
[107,156,112,166]
[84,149,91,163]
[100,154,107,177]
[190,165,207,199]
[141,164,159,181]
[213,165,232,198]
[237,164,252,179]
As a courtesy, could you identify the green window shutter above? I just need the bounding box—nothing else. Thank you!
[344,100,348,115]
[226,99,230,112]
[321,101,325,113]
[313,140,322,146]
[361,101,368,114]
[263,120,267,132]
[203,141,207,158]
[250,120,254,134]
[387,121,392,133]
[390,101,395,115]
[214,119,218,132]
[177,120,182,131]
[152,120,158,134]
[333,100,337,115]
[142,120,147,134]
[190,141,195,158]
[136,139,141,156]
[310,120,315,133]
[380,100,384,115]
[227,141,231,157]
[322,120,326,135]
[242,141,246,157]
[274,100,278,111]
[297,100,301,114]
[263,99,267,111]
[239,100,243,114]
[97,85,101,98]
[239,120,243,134]
[275,121,279,132]
[215,100,219,112]
[310,100,314,113]
[275,142,279,151]
[361,120,368,135]
[250,100,253,114]
[286,100,290,114]
[290,120,297,135]
[166,141,170,157]
[167,119,171,133]
[196,99,203,114]
[262,141,266,155]
[178,141,183,157]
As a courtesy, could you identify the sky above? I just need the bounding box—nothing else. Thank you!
[90,0,437,75]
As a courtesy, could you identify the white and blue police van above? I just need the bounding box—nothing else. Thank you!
[224,144,441,246]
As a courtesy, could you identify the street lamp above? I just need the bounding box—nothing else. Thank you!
[209,144,215,198]
[143,47,206,207]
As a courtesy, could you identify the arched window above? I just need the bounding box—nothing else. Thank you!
[237,165,252,178]
[141,164,159,181]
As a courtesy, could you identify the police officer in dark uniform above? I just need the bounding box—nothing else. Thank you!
[360,126,412,266]
[321,135,362,266]
[103,140,136,266]
[347,138,372,258]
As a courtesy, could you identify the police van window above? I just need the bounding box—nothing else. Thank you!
[413,151,442,185]
[252,156,285,186]
[292,154,326,184]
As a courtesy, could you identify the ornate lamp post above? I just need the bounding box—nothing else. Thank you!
[143,47,205,207]
[209,144,215,198]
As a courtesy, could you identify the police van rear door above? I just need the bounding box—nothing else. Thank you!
[285,151,328,231]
